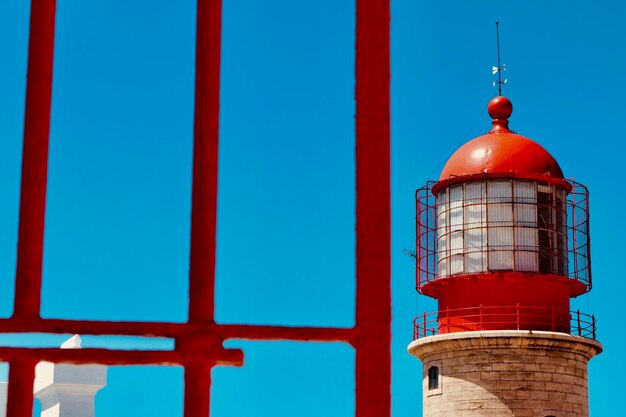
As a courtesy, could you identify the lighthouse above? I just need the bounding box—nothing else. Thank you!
[408,95,602,417]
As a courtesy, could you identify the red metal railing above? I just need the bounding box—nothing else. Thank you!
[415,179,592,292]
[412,305,596,340]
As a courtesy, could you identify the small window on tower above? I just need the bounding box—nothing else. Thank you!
[428,366,439,390]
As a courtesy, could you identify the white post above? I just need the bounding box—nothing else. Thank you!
[33,335,107,417]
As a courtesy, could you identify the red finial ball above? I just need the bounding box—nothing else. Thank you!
[488,96,513,120]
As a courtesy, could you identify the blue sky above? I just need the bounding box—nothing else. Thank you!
[0,0,625,416]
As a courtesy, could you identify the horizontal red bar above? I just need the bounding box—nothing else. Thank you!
[220,324,355,343]
[0,347,244,366]
[0,318,355,343]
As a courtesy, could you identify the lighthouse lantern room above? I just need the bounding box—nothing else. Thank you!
[415,96,592,336]
[408,95,602,417]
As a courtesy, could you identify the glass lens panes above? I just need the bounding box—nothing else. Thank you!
[449,185,464,275]
[436,189,448,277]
[464,182,486,273]
[514,182,538,271]
[515,228,538,271]
[488,227,514,270]
[486,181,513,270]
[487,181,512,201]
[449,185,463,229]
[449,231,463,275]
[489,203,513,223]
[434,180,571,277]
[514,181,536,204]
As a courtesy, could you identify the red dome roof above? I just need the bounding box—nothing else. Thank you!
[439,96,564,181]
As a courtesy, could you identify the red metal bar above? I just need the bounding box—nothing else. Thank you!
[572,190,579,278]
[582,182,593,289]
[183,362,213,417]
[0,318,355,343]
[354,0,390,415]
[429,188,436,283]
[0,318,184,337]
[13,0,57,321]
[0,318,354,343]
[185,0,224,414]
[6,359,36,417]
[511,183,516,271]
[592,315,596,339]
[188,0,223,325]
[415,191,422,288]
[220,324,354,343]
[0,347,243,367]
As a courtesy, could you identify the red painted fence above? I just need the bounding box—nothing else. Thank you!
[2,0,391,416]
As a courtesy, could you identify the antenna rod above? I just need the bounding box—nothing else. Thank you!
[496,21,502,95]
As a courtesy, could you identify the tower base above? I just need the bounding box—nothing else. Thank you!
[407,331,602,417]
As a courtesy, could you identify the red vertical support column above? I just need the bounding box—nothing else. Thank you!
[13,0,57,320]
[183,363,213,417]
[185,0,222,415]
[6,359,36,417]
[188,0,222,325]
[354,0,391,416]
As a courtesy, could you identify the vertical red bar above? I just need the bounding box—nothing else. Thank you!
[13,0,57,320]
[186,0,222,414]
[584,186,592,289]
[6,359,36,417]
[183,363,213,417]
[354,0,391,416]
[571,191,579,280]
[188,0,222,325]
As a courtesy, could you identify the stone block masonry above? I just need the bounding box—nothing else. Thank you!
[407,331,602,417]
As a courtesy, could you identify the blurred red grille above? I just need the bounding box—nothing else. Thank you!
[3,0,391,416]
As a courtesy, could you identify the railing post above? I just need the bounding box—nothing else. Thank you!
[479,304,483,331]
[592,315,596,339]
[412,317,416,340]
[422,313,427,338]
[516,303,520,330]
[577,310,582,336]
[445,307,449,334]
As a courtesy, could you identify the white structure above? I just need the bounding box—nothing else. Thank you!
[0,384,6,417]
[0,335,107,417]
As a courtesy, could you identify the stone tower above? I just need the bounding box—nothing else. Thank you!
[408,96,601,417]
